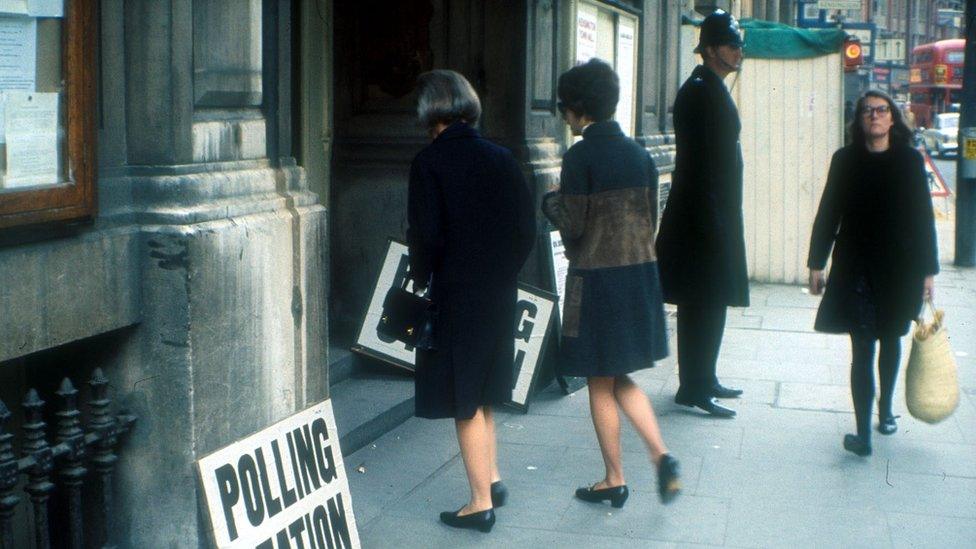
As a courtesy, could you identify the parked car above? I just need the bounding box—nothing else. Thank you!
[920,112,959,158]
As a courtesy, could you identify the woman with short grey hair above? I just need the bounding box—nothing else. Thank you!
[407,69,536,533]
[415,70,482,132]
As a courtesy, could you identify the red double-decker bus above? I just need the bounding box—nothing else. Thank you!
[909,39,964,128]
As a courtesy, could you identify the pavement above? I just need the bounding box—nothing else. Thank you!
[342,215,976,548]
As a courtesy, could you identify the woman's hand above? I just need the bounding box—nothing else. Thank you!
[809,269,825,296]
[923,275,935,301]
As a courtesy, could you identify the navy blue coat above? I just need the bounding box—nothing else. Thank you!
[542,121,669,376]
[656,65,750,307]
[407,122,536,420]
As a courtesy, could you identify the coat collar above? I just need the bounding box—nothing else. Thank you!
[691,64,725,88]
[433,121,479,143]
[582,120,624,139]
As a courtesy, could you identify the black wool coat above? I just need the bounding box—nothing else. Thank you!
[808,143,939,336]
[406,122,536,420]
[656,65,750,307]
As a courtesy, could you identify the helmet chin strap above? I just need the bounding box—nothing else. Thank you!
[727,65,740,93]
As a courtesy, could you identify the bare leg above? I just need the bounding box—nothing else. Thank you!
[455,408,493,514]
[483,405,501,483]
[613,374,669,464]
[587,376,626,488]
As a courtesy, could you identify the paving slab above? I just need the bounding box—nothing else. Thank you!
[887,512,976,549]
[340,267,976,548]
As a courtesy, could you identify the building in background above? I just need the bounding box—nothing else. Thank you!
[793,1,964,103]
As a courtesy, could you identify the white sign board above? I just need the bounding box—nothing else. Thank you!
[353,240,416,370]
[615,17,636,136]
[197,400,360,549]
[817,1,862,10]
[353,240,557,411]
[511,286,556,410]
[548,230,569,322]
[575,3,598,64]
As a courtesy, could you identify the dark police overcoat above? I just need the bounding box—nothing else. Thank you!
[656,65,749,307]
[542,121,669,376]
[407,122,536,420]
[808,144,939,336]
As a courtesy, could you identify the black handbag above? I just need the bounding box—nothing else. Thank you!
[377,285,437,350]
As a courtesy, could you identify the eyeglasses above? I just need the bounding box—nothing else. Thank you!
[860,105,890,117]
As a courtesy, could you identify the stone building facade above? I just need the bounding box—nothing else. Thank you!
[0,1,703,545]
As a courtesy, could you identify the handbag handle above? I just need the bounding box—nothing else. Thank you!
[915,297,942,337]
[409,276,432,297]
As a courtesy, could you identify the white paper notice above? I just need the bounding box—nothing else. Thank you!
[0,15,36,91]
[27,0,61,17]
[0,1,28,16]
[576,3,598,64]
[4,91,59,189]
[615,18,636,136]
[549,230,569,322]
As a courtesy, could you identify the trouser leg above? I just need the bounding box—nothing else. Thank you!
[699,306,727,390]
[849,333,877,441]
[877,336,902,421]
[677,304,727,400]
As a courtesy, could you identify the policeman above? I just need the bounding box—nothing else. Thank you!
[656,10,747,418]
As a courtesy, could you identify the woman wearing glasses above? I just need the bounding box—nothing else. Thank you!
[542,59,680,506]
[808,90,939,457]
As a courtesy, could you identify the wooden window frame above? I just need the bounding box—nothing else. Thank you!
[0,1,97,230]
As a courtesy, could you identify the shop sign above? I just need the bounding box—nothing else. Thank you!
[817,1,862,9]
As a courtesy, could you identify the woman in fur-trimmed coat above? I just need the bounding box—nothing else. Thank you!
[542,59,680,509]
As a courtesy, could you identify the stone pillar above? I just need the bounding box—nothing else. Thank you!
[638,2,683,217]
[482,0,561,288]
[103,1,328,545]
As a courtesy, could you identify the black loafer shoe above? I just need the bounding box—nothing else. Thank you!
[490,481,507,507]
[843,434,872,457]
[677,396,736,418]
[439,507,495,533]
[878,416,898,435]
[712,383,744,399]
[574,484,629,508]
[657,454,681,504]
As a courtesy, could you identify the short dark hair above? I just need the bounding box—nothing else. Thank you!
[557,59,619,122]
[415,70,482,129]
[848,90,913,148]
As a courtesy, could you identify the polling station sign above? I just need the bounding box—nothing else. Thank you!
[197,400,360,549]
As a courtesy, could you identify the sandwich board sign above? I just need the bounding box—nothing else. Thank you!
[196,399,360,549]
[352,238,558,412]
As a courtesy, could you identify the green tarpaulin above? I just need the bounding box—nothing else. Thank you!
[683,17,848,59]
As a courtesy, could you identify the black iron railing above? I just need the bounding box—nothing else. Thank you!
[0,368,135,549]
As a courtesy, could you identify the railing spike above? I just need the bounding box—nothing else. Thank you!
[0,396,18,549]
[22,388,53,549]
[56,378,86,549]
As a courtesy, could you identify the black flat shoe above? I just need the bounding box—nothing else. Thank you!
[878,416,898,435]
[490,481,507,507]
[712,383,744,399]
[439,507,495,533]
[657,454,681,504]
[575,484,629,508]
[675,395,736,418]
[843,434,872,457]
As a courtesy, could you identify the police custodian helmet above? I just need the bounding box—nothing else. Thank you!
[694,9,744,53]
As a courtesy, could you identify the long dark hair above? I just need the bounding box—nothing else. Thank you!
[847,90,913,148]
